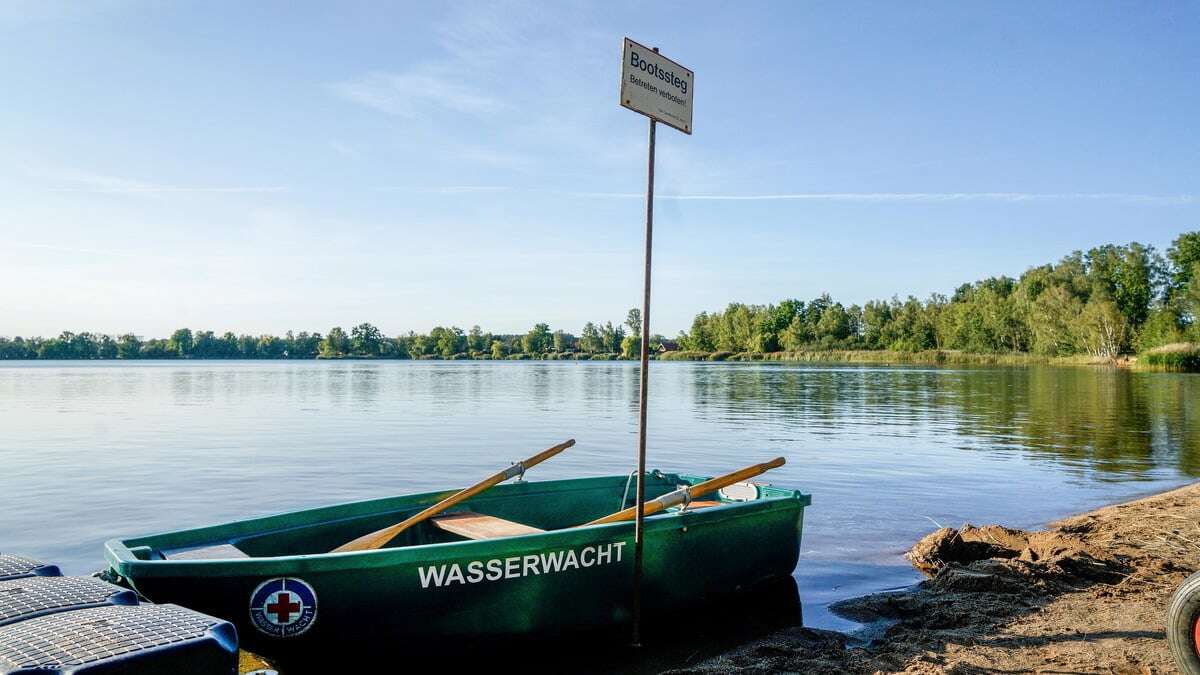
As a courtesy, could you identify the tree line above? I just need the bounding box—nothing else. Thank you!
[2,231,1197,361]
[678,231,1200,358]
[0,309,660,361]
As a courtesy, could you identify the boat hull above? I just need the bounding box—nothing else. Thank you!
[105,475,808,660]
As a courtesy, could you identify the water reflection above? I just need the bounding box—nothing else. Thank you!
[277,576,803,674]
[686,364,1200,479]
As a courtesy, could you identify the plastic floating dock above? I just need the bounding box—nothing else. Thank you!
[0,555,61,582]
[0,576,139,627]
[0,553,237,675]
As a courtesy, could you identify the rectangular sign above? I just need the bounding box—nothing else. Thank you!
[619,38,693,135]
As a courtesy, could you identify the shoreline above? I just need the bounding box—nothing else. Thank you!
[0,348,1161,365]
[660,348,1134,368]
[676,480,1200,674]
[10,349,1196,371]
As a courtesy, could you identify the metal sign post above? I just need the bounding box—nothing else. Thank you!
[631,111,654,649]
[619,37,693,648]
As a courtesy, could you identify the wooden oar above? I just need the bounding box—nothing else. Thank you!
[332,439,575,553]
[585,457,785,526]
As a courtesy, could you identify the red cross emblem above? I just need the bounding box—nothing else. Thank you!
[250,577,317,637]
[267,592,301,623]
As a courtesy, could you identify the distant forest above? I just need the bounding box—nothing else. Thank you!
[2,231,1198,361]
[678,231,1200,359]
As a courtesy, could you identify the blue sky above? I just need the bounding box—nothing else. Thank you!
[1,1,1197,338]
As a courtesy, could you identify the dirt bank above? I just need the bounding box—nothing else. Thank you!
[672,482,1200,674]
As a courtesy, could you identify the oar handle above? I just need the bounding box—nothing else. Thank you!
[332,439,575,553]
[586,457,785,526]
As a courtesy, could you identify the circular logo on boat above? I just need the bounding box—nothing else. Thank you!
[249,577,317,637]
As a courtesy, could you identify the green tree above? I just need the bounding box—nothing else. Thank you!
[467,325,486,353]
[815,303,852,343]
[755,301,799,352]
[522,323,552,354]
[168,328,193,358]
[490,340,506,359]
[1084,243,1163,327]
[1186,263,1200,330]
[116,334,142,359]
[0,337,35,359]
[96,334,117,359]
[625,308,642,336]
[682,312,716,351]
[713,303,755,352]
[579,322,601,353]
[408,333,431,357]
[220,332,239,357]
[599,322,624,353]
[350,322,383,356]
[888,296,936,351]
[552,330,573,353]
[37,333,68,359]
[191,331,217,358]
[288,331,322,359]
[779,314,813,351]
[430,326,466,358]
[1080,295,1129,358]
[1027,284,1083,356]
[1167,232,1200,292]
[1138,305,1185,351]
[238,334,259,358]
[320,327,350,357]
[258,334,286,358]
[621,334,640,359]
[141,339,173,358]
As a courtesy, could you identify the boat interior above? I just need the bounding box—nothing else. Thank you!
[120,473,774,562]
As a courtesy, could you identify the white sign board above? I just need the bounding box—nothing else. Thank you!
[619,38,693,135]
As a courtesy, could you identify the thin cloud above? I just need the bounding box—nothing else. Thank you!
[48,186,288,193]
[31,168,286,194]
[330,67,508,118]
[362,188,1196,204]
[329,140,360,158]
[374,185,512,194]
[329,4,560,120]
[558,191,1199,204]
[2,241,205,265]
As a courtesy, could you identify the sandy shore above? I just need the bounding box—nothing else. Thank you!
[673,482,1200,674]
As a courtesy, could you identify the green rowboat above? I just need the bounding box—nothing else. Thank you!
[104,471,810,662]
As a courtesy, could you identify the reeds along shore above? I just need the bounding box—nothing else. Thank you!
[1138,343,1200,371]
[321,346,1195,369]
[657,346,1200,371]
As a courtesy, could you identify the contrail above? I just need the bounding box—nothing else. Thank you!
[558,191,1198,204]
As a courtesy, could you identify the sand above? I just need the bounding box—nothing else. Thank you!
[671,482,1200,674]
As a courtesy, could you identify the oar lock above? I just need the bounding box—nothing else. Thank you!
[654,485,693,511]
[503,461,528,482]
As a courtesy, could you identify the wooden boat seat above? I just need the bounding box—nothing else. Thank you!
[431,511,544,540]
[166,544,250,560]
[665,500,723,512]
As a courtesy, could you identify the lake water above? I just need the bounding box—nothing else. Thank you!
[1,360,1197,637]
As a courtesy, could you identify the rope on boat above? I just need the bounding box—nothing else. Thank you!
[620,470,638,509]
